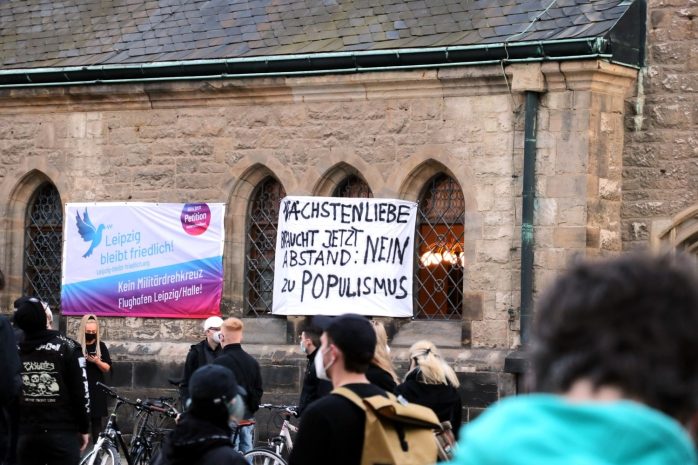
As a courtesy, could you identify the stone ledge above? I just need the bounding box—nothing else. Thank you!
[391,320,462,348]
[106,340,510,371]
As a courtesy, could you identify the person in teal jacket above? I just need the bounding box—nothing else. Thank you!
[451,253,698,465]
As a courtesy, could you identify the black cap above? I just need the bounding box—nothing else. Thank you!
[189,365,239,404]
[13,297,47,334]
[313,314,376,364]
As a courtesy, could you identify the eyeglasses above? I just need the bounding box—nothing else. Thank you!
[207,327,221,332]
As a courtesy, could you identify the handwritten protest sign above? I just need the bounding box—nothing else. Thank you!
[272,196,417,317]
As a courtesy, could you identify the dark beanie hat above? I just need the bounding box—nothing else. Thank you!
[189,364,239,405]
[14,297,47,334]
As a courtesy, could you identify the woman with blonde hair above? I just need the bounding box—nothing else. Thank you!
[77,314,112,444]
[365,320,399,392]
[396,340,462,438]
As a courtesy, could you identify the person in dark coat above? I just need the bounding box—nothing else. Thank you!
[213,317,263,453]
[365,321,399,392]
[395,340,462,439]
[0,314,21,465]
[182,316,223,401]
[76,314,112,444]
[297,325,332,417]
[0,273,22,465]
[14,297,91,465]
[152,365,247,465]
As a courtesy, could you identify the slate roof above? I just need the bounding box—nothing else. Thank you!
[0,0,641,70]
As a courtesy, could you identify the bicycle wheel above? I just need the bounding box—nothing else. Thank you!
[244,448,287,465]
[80,445,120,465]
[131,446,152,465]
[131,410,174,452]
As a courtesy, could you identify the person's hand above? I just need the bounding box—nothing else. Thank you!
[86,354,99,364]
[79,433,89,452]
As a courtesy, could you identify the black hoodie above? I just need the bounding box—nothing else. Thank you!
[152,414,247,465]
[18,330,90,434]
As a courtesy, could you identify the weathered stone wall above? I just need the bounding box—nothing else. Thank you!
[0,61,636,423]
[622,0,698,249]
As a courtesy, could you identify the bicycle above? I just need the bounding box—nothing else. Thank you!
[130,396,179,463]
[244,404,298,465]
[166,376,186,413]
[80,382,178,465]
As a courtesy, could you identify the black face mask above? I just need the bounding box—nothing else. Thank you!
[85,333,97,343]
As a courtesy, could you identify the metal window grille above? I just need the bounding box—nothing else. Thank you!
[23,183,63,312]
[415,175,465,320]
[244,177,286,316]
[332,175,373,198]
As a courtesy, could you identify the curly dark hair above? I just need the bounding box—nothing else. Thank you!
[531,253,698,422]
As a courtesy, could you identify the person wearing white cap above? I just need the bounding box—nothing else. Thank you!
[181,316,223,402]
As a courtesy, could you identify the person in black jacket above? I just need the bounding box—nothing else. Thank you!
[152,364,247,465]
[76,314,112,445]
[395,340,462,439]
[297,324,332,417]
[182,316,223,402]
[213,317,263,453]
[365,321,399,392]
[0,314,21,465]
[289,313,385,465]
[0,272,21,465]
[14,297,91,465]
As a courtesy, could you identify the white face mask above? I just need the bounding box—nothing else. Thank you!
[300,341,307,354]
[314,347,334,382]
[212,331,222,344]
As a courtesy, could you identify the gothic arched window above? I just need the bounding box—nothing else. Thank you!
[244,177,286,316]
[658,203,698,257]
[415,174,465,319]
[23,183,63,311]
[332,175,373,198]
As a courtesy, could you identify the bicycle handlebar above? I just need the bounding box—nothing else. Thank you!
[258,404,298,414]
[97,382,131,404]
[138,399,179,418]
[97,382,179,417]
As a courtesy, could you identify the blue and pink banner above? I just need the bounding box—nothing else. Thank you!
[61,202,225,318]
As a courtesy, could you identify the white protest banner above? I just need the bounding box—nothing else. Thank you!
[61,202,225,318]
[272,196,417,317]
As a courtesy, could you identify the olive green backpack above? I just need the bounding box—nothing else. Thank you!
[333,386,441,465]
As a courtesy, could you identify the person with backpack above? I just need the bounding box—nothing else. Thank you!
[289,313,439,465]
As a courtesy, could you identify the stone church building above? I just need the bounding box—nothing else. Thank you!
[0,0,695,421]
